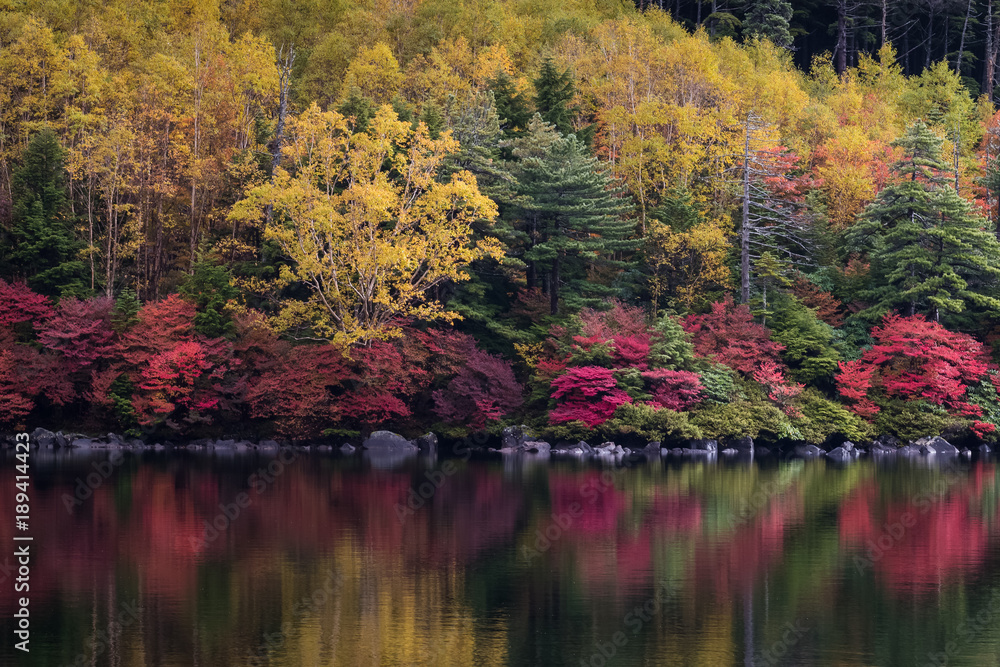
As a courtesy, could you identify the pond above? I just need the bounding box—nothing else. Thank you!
[1,448,999,666]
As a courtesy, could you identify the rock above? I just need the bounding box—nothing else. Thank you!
[214,439,236,449]
[671,448,683,456]
[259,439,279,449]
[979,444,992,454]
[961,448,972,457]
[70,438,93,449]
[522,440,551,454]
[32,427,56,448]
[363,431,418,453]
[414,432,438,452]
[54,431,69,448]
[690,439,718,453]
[731,436,754,453]
[340,443,356,454]
[720,448,738,455]
[642,442,662,456]
[755,446,771,457]
[794,444,825,458]
[912,436,959,455]
[501,425,531,450]
[578,441,594,454]
[841,441,855,452]
[613,445,625,456]
[826,446,851,462]
[873,434,901,449]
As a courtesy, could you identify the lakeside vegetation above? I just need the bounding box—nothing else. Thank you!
[5,0,1000,445]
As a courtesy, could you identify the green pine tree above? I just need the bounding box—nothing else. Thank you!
[4,128,87,297]
[743,0,794,49]
[487,70,531,138]
[533,58,576,137]
[509,115,635,315]
[845,121,1000,325]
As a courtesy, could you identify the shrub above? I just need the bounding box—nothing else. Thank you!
[795,388,873,444]
[549,366,633,428]
[599,402,702,442]
[690,400,794,442]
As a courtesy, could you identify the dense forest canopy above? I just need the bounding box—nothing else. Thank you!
[5,0,1000,445]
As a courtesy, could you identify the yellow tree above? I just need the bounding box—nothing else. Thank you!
[230,103,502,345]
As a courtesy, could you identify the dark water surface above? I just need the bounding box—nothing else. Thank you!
[2,448,1000,666]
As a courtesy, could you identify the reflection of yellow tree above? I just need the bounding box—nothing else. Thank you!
[231,104,502,345]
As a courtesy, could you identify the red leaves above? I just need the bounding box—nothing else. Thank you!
[641,369,703,411]
[549,366,633,428]
[36,297,116,371]
[683,296,785,375]
[753,360,804,415]
[837,314,991,419]
[433,348,523,430]
[0,279,52,327]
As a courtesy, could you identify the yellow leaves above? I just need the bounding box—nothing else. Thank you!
[230,105,501,345]
[342,42,403,104]
[646,219,732,311]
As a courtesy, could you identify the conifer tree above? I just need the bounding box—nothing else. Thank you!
[4,128,86,298]
[743,0,794,49]
[533,58,576,137]
[487,70,531,137]
[508,116,634,315]
[846,121,1000,324]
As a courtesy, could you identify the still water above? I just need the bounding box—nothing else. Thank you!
[1,447,999,666]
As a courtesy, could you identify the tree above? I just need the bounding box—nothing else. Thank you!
[837,313,994,424]
[742,0,794,49]
[433,346,523,430]
[533,58,575,137]
[508,116,634,315]
[230,104,502,345]
[845,121,1000,325]
[488,70,531,137]
[4,128,86,297]
[682,295,785,375]
[549,366,633,428]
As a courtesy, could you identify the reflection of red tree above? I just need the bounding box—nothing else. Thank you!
[692,492,804,600]
[838,469,995,594]
[0,458,525,615]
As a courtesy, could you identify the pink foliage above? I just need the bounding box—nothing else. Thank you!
[575,302,653,369]
[549,366,632,428]
[0,280,52,327]
[753,360,804,415]
[37,297,116,370]
[433,348,523,429]
[641,369,704,411]
[683,296,784,375]
[836,314,992,419]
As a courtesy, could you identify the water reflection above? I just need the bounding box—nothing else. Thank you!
[1,451,1000,666]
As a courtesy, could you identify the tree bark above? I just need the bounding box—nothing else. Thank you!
[550,256,560,315]
[836,0,848,74]
[741,116,751,304]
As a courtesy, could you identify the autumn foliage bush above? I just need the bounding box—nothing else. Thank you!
[836,314,998,436]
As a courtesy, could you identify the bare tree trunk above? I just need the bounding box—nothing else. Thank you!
[550,257,560,315]
[881,0,888,47]
[265,45,295,228]
[926,8,935,69]
[742,116,751,304]
[836,0,848,74]
[956,0,973,74]
[987,0,996,99]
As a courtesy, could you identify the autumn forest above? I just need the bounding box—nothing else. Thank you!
[6,0,1000,447]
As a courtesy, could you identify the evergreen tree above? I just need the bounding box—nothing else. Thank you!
[509,116,635,315]
[846,121,1000,325]
[487,70,531,137]
[533,58,576,137]
[4,128,86,297]
[743,0,794,49]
